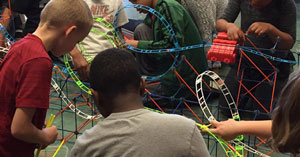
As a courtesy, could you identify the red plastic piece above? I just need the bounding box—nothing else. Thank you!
[207,32,238,64]
[216,32,228,40]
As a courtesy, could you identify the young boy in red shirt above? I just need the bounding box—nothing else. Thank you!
[0,0,93,156]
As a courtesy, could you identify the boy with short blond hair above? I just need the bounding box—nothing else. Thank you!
[0,0,93,156]
[40,0,92,32]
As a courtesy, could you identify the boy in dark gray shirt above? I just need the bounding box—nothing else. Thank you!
[216,0,296,119]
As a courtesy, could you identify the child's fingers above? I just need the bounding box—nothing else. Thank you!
[207,128,218,134]
[210,120,220,128]
[238,33,245,42]
[201,129,207,133]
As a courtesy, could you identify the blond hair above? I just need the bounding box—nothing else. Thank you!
[40,0,93,32]
[271,69,300,155]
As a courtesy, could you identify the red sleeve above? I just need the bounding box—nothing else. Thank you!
[16,58,52,109]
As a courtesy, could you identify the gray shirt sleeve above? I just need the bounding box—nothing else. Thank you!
[218,0,241,22]
[116,0,129,27]
[188,125,210,157]
[69,142,82,157]
[216,0,228,19]
[278,0,296,42]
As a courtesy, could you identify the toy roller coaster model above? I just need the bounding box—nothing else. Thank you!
[196,70,270,157]
[63,17,121,95]
[51,76,102,120]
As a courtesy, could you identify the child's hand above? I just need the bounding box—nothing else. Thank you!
[124,36,129,41]
[70,47,90,81]
[126,40,139,48]
[73,55,90,81]
[42,126,58,147]
[226,23,245,42]
[246,22,273,36]
[208,119,240,141]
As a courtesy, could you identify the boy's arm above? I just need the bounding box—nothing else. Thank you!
[11,107,58,146]
[69,46,89,81]
[208,119,272,141]
[246,0,296,50]
[126,39,139,48]
[216,0,229,19]
[14,57,57,146]
[246,22,294,50]
[130,5,184,51]
[216,0,244,41]
[216,19,245,41]
[117,0,129,28]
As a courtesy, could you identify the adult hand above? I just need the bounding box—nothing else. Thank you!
[246,22,273,37]
[208,119,241,141]
[226,23,245,42]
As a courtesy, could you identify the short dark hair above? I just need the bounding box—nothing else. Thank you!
[129,0,138,3]
[90,48,141,97]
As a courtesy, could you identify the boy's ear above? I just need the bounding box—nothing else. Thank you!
[65,25,77,37]
[139,78,146,96]
[91,88,100,105]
